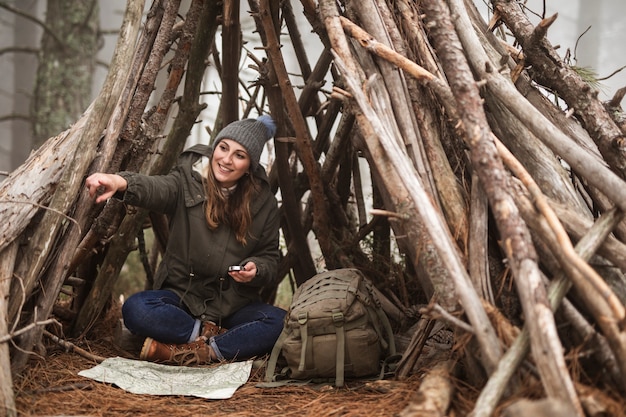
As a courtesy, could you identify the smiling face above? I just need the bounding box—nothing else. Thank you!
[211,139,251,188]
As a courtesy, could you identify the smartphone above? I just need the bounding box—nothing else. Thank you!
[228,265,245,272]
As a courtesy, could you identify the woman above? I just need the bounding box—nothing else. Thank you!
[85,115,285,365]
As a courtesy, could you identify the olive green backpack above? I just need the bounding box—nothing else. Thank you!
[264,268,396,387]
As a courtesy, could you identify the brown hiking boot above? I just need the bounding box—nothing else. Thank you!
[200,321,227,340]
[140,337,214,366]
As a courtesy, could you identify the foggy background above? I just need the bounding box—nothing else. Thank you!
[1,0,624,174]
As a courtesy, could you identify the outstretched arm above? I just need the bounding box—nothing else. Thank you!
[85,173,128,204]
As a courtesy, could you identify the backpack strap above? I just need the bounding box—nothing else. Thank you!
[265,327,289,382]
[375,305,396,355]
[363,279,397,356]
[332,310,346,387]
[297,312,309,373]
[379,353,403,380]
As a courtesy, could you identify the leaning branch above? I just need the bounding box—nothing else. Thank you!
[425,0,581,412]
[331,3,502,374]
[495,137,625,325]
[470,207,625,417]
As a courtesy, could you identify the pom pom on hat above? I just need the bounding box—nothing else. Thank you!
[257,114,276,138]
[214,115,276,171]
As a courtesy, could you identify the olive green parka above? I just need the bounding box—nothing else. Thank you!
[118,144,280,323]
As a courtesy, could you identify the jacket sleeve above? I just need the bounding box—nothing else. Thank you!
[117,169,183,215]
[242,195,281,289]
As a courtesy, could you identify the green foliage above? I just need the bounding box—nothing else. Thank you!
[571,65,605,93]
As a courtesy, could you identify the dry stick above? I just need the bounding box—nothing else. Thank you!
[341,0,540,386]
[117,0,175,147]
[43,330,105,363]
[331,49,502,374]
[395,317,435,380]
[422,0,579,411]
[247,2,318,282]
[339,16,457,111]
[0,318,59,344]
[342,5,463,310]
[339,17,431,80]
[495,137,626,324]
[73,0,209,337]
[259,0,343,268]
[343,2,624,319]
[447,0,626,394]
[349,0,438,199]
[473,131,624,416]
[344,0,625,391]
[470,207,624,417]
[0,242,18,416]
[558,299,622,385]
[549,202,626,272]
[64,0,163,275]
[468,172,495,303]
[330,8,502,373]
[426,303,475,335]
[457,5,626,213]
[0,200,81,234]
[28,382,92,395]
[514,193,625,387]
[4,123,85,320]
[493,1,626,178]
[399,359,456,417]
[369,208,410,220]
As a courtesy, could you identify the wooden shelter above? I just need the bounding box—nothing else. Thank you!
[2,0,626,416]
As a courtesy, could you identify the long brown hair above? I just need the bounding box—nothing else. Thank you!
[203,163,260,245]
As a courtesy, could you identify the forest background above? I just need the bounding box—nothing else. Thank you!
[2,0,626,173]
[2,1,626,416]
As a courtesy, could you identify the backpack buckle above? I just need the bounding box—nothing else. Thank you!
[298,312,308,324]
[332,311,344,326]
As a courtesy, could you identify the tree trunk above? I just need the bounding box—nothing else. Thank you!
[32,0,100,147]
[9,2,40,170]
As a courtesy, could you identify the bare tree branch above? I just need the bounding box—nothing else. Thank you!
[0,1,64,47]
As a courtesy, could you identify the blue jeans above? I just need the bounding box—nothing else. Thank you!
[122,289,286,361]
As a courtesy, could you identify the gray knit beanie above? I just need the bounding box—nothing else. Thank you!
[214,115,276,171]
